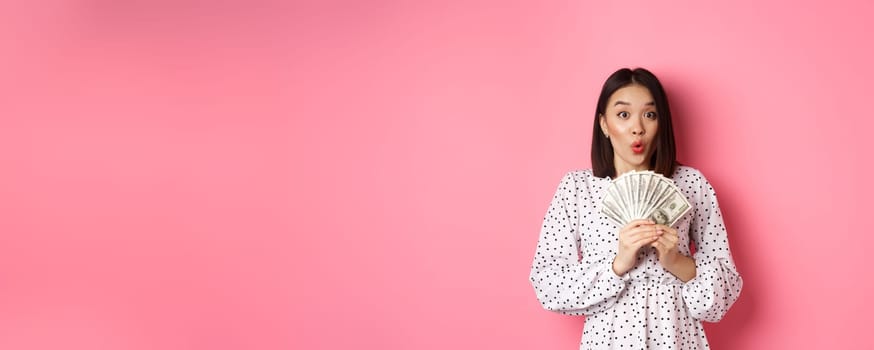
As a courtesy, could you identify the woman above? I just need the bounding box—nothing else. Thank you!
[529,68,743,349]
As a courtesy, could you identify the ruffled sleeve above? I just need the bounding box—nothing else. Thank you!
[681,171,744,322]
[529,172,628,316]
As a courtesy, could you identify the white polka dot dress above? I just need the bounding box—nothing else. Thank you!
[529,166,743,349]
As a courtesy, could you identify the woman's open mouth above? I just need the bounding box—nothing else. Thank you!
[631,141,645,154]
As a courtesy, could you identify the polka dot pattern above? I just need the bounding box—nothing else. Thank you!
[529,166,743,349]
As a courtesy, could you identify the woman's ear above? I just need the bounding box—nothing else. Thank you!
[599,114,608,137]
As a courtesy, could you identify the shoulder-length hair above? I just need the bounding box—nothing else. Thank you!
[591,67,677,178]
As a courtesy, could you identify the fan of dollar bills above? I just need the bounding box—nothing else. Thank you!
[600,170,692,227]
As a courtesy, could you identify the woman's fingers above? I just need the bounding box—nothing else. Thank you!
[626,229,662,248]
[655,226,678,246]
[654,224,678,238]
[621,227,653,238]
[650,234,667,248]
[629,232,658,246]
[620,224,657,237]
[616,221,680,265]
[626,219,655,227]
[650,232,679,253]
[619,220,654,234]
[622,234,654,246]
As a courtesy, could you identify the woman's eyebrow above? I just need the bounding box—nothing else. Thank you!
[613,101,656,106]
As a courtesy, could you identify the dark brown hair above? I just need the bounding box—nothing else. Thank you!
[591,67,677,178]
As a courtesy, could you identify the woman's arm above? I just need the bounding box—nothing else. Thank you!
[529,172,629,316]
[679,171,743,322]
[649,224,697,282]
[661,250,696,282]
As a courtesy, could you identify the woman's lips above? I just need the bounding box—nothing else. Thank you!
[631,141,645,154]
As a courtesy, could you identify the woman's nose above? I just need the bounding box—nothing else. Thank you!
[631,117,645,135]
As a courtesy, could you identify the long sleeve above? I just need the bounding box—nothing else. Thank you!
[529,172,628,316]
[681,173,743,322]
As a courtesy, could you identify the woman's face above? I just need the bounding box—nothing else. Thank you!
[599,84,659,175]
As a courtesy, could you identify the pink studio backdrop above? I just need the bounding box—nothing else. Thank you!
[2,1,873,349]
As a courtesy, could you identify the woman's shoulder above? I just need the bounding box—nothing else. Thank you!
[672,165,721,195]
[568,168,595,176]
[561,168,599,182]
[672,165,709,182]
[552,169,605,200]
[557,168,612,192]
[550,168,596,188]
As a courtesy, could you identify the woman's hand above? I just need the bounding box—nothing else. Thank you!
[650,224,680,268]
[612,219,660,276]
[649,224,697,282]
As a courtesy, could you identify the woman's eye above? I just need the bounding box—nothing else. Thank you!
[645,111,658,119]
[617,111,629,118]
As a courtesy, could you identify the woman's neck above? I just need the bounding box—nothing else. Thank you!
[614,164,651,177]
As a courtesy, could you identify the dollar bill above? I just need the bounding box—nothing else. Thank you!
[643,188,691,226]
[599,170,692,228]
[601,192,625,227]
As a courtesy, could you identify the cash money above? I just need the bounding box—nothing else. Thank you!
[600,170,691,227]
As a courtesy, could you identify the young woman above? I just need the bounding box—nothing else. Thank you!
[529,68,743,349]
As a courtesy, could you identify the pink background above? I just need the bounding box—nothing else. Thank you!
[2,1,873,349]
